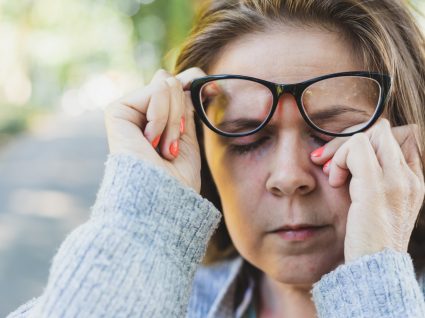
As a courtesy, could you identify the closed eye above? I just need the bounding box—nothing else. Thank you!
[227,136,270,155]
[310,134,330,146]
[226,132,332,155]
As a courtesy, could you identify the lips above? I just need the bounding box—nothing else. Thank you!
[274,225,328,241]
[274,224,327,231]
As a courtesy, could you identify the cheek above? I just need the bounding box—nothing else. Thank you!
[318,173,351,235]
[218,164,268,256]
[210,145,268,209]
[221,166,265,230]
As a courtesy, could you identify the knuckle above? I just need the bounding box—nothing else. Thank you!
[155,68,171,77]
[352,132,369,146]
[381,118,391,127]
[165,77,183,90]
[151,80,170,95]
[150,116,168,127]
[190,66,207,76]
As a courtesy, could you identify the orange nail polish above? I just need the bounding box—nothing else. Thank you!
[311,146,325,158]
[170,140,179,157]
[152,135,161,148]
[180,116,185,134]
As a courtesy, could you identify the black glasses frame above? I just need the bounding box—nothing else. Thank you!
[190,71,391,138]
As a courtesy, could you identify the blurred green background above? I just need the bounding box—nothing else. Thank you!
[0,0,196,143]
[0,0,425,316]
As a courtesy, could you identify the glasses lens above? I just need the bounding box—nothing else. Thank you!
[199,79,273,134]
[301,76,381,134]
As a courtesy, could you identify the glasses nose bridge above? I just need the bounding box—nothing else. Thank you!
[276,83,298,99]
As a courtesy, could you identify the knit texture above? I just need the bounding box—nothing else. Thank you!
[10,154,221,317]
[312,248,425,317]
[7,153,425,317]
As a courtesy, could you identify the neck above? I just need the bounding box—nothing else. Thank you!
[255,273,317,318]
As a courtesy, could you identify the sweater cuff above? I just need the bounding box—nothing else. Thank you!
[312,248,425,317]
[90,153,222,265]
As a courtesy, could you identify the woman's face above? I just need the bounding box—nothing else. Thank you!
[204,25,361,285]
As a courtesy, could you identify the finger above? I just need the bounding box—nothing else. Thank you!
[310,136,347,164]
[117,69,170,117]
[351,119,407,191]
[174,67,208,146]
[158,76,185,160]
[310,121,368,165]
[175,67,208,90]
[391,124,424,182]
[109,69,171,138]
[143,71,172,147]
[328,132,382,188]
[328,118,403,188]
[104,100,147,129]
[182,90,200,142]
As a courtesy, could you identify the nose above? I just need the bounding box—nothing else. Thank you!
[265,94,317,196]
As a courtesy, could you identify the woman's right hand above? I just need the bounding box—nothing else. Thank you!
[104,67,207,193]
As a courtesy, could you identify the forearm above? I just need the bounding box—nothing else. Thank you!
[312,248,425,318]
[9,154,221,318]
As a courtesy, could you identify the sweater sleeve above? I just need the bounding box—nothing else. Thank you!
[312,248,425,318]
[7,153,222,318]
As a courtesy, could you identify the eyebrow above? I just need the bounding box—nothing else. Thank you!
[216,118,264,133]
[308,106,371,123]
[215,106,371,133]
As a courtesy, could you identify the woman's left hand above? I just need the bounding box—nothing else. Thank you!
[310,118,424,263]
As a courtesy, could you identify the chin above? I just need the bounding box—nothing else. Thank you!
[266,249,344,285]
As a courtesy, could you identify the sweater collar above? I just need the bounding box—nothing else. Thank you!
[206,256,257,318]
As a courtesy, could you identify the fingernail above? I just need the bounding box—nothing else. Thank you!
[152,135,161,148]
[180,116,185,134]
[170,140,179,157]
[323,159,332,173]
[311,146,325,158]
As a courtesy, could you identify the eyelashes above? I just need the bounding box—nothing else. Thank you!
[228,136,270,155]
[227,134,330,156]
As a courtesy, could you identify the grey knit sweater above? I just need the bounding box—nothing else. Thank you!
[7,154,425,317]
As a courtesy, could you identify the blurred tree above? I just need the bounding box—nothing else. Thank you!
[0,0,197,136]
[130,0,196,78]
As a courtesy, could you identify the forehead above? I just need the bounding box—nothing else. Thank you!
[208,25,363,84]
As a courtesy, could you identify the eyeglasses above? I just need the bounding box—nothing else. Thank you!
[190,71,391,137]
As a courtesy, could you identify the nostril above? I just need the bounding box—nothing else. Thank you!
[270,186,283,196]
[298,185,310,194]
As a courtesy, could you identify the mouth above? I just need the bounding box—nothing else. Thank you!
[272,224,329,241]
[274,223,327,231]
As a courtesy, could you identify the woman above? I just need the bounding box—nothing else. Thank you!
[8,0,425,317]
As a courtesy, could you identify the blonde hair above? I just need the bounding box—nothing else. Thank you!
[173,0,425,271]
